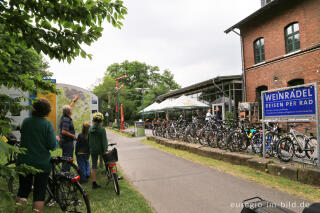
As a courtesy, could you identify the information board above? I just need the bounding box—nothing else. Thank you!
[38,79,57,131]
[262,84,317,121]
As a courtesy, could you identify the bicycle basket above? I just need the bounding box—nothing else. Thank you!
[102,148,118,163]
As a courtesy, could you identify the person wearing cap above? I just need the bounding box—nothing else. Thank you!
[88,112,108,189]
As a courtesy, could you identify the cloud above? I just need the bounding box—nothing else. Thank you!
[49,0,260,89]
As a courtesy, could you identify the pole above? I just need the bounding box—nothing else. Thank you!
[117,93,120,130]
[120,104,124,130]
[315,83,320,168]
[261,90,266,158]
[142,91,144,121]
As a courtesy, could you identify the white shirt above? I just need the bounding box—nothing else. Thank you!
[205,112,213,121]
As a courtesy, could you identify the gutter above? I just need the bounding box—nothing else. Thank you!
[230,29,246,102]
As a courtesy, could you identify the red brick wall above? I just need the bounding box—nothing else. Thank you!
[241,0,320,69]
[239,0,320,102]
[245,50,320,102]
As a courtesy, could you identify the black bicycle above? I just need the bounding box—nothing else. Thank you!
[45,156,91,212]
[6,138,91,212]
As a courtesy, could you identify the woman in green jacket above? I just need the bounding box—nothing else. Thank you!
[16,98,59,213]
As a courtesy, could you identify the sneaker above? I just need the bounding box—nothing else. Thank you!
[92,183,101,189]
[47,200,56,207]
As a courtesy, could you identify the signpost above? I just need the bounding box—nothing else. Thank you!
[261,83,319,168]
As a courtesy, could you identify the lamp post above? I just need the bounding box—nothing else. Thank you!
[115,74,127,130]
[105,112,109,127]
[136,88,150,121]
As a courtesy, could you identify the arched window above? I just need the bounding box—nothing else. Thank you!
[254,38,265,64]
[287,78,304,86]
[285,22,300,53]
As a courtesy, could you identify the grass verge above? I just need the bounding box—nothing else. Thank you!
[107,128,134,138]
[0,147,153,213]
[141,139,320,202]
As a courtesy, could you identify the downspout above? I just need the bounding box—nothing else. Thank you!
[232,29,246,102]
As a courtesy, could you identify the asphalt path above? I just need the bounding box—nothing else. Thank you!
[107,130,310,213]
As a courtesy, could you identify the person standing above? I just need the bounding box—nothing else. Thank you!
[59,95,78,162]
[215,107,222,121]
[16,98,59,213]
[76,122,91,183]
[205,109,213,121]
[88,112,108,189]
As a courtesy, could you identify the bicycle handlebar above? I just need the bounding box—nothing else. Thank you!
[108,143,117,146]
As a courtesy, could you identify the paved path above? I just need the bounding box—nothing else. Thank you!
[108,130,310,213]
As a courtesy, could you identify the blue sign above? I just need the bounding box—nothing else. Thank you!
[263,86,316,118]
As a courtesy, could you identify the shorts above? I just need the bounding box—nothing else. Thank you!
[17,172,49,202]
[91,154,99,169]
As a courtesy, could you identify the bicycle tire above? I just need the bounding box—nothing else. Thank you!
[227,132,236,152]
[305,136,318,160]
[217,131,227,150]
[112,172,120,196]
[198,130,206,145]
[277,137,294,162]
[293,135,306,158]
[54,175,91,213]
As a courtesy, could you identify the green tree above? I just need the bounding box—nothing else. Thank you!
[93,60,180,123]
[0,0,127,208]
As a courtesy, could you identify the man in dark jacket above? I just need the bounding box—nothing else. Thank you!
[88,112,108,189]
[59,95,78,160]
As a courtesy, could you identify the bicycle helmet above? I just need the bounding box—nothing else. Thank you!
[93,112,104,122]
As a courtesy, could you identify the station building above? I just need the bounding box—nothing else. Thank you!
[225,0,320,118]
[156,75,243,120]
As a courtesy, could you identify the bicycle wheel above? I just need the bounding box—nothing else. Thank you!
[305,137,318,160]
[112,172,120,195]
[226,132,235,152]
[277,137,294,162]
[294,135,306,158]
[198,130,206,145]
[216,131,227,150]
[56,176,91,213]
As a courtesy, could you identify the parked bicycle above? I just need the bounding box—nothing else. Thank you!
[4,135,91,212]
[46,156,91,212]
[102,143,120,195]
[277,123,318,162]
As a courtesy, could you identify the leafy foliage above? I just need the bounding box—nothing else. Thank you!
[0,0,127,64]
[0,0,127,208]
[93,60,180,123]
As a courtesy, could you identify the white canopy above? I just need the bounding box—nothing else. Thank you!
[163,95,209,110]
[140,96,208,113]
[139,102,160,114]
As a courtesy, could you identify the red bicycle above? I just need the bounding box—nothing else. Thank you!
[102,143,120,195]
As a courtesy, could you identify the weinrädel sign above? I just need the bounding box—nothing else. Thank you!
[262,84,317,121]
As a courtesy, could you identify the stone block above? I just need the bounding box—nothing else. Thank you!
[246,158,271,172]
[268,163,298,181]
[222,152,253,165]
[298,168,320,186]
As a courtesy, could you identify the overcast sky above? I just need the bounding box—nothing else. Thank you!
[48,0,261,90]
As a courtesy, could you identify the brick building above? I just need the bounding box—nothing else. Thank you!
[225,0,320,114]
